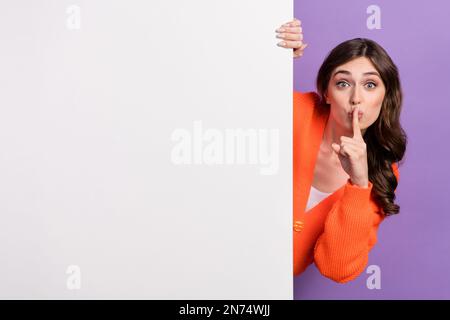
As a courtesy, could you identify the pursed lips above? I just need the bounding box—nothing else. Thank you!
[348,111,363,119]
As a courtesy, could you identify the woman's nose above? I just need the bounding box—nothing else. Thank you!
[350,88,363,105]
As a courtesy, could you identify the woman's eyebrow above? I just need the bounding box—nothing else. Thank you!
[333,70,381,78]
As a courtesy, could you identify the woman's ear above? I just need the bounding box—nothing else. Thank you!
[324,92,330,104]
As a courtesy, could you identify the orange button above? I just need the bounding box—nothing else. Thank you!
[293,220,304,232]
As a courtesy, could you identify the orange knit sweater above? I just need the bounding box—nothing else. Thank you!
[293,91,400,283]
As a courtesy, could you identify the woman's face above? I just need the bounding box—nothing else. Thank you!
[325,56,386,132]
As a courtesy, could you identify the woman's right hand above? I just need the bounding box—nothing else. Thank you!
[275,18,308,58]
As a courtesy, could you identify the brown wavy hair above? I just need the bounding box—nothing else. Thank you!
[316,38,407,216]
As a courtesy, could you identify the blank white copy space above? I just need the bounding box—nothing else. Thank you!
[0,1,292,299]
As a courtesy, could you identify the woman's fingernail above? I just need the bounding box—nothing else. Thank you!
[276,28,285,32]
[277,41,286,47]
[276,34,283,39]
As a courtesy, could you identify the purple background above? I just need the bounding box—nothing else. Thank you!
[293,0,450,299]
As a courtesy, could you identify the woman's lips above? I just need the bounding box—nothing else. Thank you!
[349,111,363,119]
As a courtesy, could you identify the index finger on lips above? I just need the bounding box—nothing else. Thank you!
[352,106,363,139]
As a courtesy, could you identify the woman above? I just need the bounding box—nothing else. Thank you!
[276,19,407,283]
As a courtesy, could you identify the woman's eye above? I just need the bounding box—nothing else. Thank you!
[336,81,349,88]
[336,81,377,89]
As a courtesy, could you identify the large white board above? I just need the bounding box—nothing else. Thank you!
[0,0,292,299]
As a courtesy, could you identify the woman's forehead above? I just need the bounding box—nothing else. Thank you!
[333,57,379,76]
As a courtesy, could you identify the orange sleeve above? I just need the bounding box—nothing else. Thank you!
[313,163,400,283]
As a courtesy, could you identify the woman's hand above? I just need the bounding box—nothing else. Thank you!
[331,106,370,188]
[275,18,308,58]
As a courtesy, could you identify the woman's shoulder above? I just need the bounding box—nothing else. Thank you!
[293,91,323,115]
[293,90,326,121]
[392,162,400,181]
[293,90,322,106]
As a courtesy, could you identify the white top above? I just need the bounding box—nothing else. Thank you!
[305,185,332,212]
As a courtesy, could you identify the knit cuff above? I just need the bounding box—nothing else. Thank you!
[340,178,373,212]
